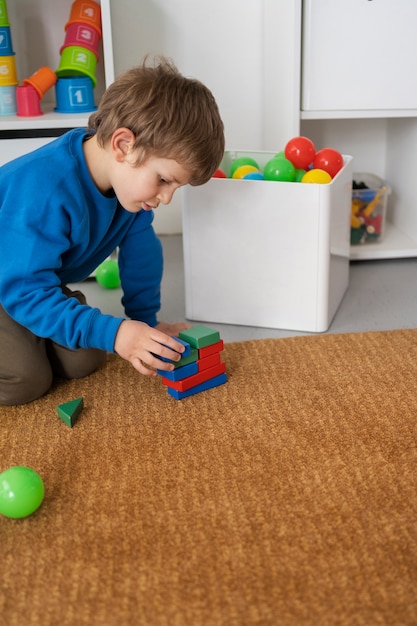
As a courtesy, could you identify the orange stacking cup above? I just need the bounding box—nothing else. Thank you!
[65,0,101,36]
[23,66,57,99]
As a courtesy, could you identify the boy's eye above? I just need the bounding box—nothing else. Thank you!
[160,177,168,184]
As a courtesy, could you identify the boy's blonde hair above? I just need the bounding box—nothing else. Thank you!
[88,56,225,185]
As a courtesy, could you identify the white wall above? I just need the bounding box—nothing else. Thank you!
[109,0,301,233]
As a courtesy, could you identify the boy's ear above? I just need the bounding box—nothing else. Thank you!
[111,128,136,162]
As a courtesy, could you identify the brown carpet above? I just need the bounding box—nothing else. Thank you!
[1,329,417,626]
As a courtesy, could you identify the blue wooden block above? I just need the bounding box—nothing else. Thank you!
[156,337,191,362]
[157,360,198,381]
[167,373,227,400]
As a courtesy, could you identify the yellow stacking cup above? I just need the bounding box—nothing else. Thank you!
[0,54,18,86]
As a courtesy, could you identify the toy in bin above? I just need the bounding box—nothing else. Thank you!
[351,173,390,245]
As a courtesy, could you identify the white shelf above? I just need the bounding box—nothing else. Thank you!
[350,222,417,260]
[0,107,93,132]
[0,0,114,135]
[301,109,417,121]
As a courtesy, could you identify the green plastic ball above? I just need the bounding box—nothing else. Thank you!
[229,156,260,178]
[95,259,121,289]
[0,466,45,519]
[294,168,307,182]
[263,157,296,182]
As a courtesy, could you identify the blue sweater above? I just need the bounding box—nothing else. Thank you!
[0,128,163,352]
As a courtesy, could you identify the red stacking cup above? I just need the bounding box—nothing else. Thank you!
[16,84,42,116]
[60,22,100,59]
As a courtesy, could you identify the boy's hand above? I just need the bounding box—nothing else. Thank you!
[114,320,186,377]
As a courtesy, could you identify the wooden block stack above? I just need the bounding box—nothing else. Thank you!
[158,325,227,400]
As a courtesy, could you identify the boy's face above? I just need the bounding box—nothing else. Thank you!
[113,155,192,214]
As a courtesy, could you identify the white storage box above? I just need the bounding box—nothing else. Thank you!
[182,151,353,333]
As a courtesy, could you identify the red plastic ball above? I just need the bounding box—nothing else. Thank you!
[212,168,227,178]
[313,148,344,178]
[284,136,316,170]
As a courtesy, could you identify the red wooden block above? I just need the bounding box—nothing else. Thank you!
[162,362,226,392]
[198,352,221,371]
[198,340,224,359]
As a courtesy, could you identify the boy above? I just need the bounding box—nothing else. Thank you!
[0,57,225,405]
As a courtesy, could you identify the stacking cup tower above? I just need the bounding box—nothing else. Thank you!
[55,0,102,113]
[0,0,18,116]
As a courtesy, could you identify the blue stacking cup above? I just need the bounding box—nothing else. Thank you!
[0,84,16,115]
[0,26,13,55]
[54,76,96,113]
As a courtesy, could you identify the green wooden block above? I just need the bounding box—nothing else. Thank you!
[57,397,84,428]
[179,325,221,349]
[174,348,198,368]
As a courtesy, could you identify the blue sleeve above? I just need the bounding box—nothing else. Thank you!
[0,161,124,353]
[118,210,163,327]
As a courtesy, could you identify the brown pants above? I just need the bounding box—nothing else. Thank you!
[0,287,107,406]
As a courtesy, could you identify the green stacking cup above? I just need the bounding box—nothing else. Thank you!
[0,0,9,26]
[56,45,97,87]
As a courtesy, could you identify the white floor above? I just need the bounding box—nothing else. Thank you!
[70,235,417,343]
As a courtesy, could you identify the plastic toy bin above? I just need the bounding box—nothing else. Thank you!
[182,151,353,333]
[351,172,389,245]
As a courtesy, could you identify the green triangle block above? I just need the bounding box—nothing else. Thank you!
[57,397,84,428]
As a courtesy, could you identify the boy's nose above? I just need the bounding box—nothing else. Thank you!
[158,187,176,205]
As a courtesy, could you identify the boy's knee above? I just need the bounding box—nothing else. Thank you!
[0,362,53,406]
[47,344,107,380]
[0,306,53,405]
[63,348,107,379]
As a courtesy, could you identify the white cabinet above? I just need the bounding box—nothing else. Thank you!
[302,0,417,114]
[300,0,417,260]
[0,0,114,138]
